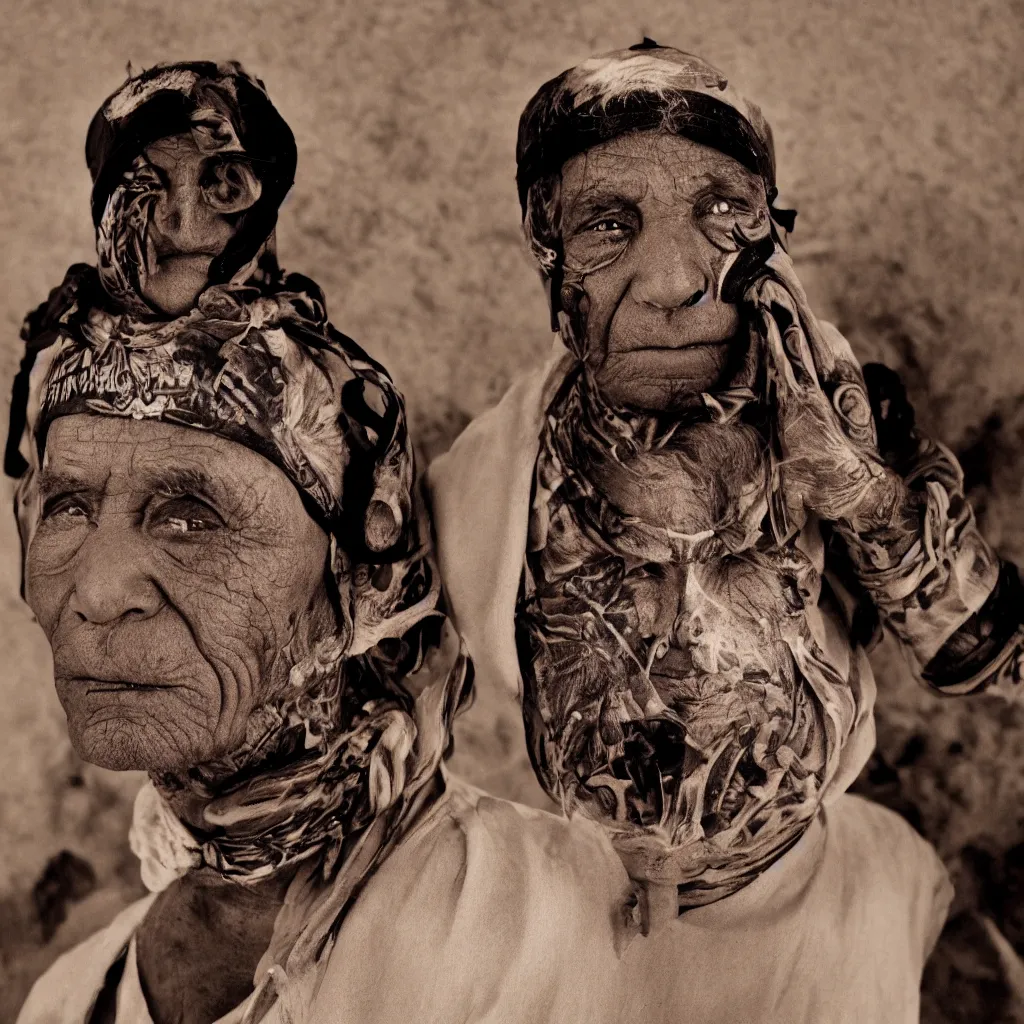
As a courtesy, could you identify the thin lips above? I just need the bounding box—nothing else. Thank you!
[610,339,732,355]
[153,245,220,263]
[57,672,173,692]
[148,231,220,263]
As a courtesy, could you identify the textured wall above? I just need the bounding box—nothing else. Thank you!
[1,0,1022,1020]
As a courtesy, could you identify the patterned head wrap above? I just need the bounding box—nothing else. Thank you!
[5,60,298,480]
[5,61,471,1011]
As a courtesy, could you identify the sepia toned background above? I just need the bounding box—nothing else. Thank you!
[1,0,1022,1019]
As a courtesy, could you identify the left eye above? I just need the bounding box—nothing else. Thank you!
[151,496,223,535]
[589,219,628,233]
[711,200,732,215]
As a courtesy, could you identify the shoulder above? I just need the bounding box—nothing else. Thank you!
[310,778,630,1024]
[438,775,631,908]
[426,342,570,493]
[15,896,155,1024]
[359,775,629,946]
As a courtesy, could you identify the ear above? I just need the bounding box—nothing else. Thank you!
[203,158,262,215]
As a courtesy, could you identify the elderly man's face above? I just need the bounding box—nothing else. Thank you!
[558,131,770,411]
[139,133,261,316]
[25,415,334,773]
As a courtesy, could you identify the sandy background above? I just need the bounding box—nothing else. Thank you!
[0,0,1022,1019]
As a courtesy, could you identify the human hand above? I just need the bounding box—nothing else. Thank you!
[757,274,905,531]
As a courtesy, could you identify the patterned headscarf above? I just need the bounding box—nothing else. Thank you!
[5,61,471,1012]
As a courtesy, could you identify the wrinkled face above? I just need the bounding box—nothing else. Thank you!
[25,416,334,774]
[558,131,770,411]
[140,133,261,316]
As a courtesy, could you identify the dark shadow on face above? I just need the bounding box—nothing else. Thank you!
[140,133,262,316]
[26,415,333,774]
[558,131,770,412]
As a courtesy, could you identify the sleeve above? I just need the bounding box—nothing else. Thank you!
[832,363,1024,698]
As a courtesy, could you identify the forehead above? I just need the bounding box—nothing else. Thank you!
[560,130,762,204]
[144,132,204,168]
[41,415,292,497]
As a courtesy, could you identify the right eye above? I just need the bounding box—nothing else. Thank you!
[563,211,637,273]
[588,218,629,234]
[41,495,92,524]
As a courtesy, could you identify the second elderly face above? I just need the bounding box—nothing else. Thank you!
[558,130,771,412]
[140,133,261,316]
[25,415,334,774]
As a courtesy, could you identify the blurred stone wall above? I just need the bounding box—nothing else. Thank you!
[0,0,1022,1019]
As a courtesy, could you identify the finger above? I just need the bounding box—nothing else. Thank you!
[759,279,818,393]
[763,310,801,396]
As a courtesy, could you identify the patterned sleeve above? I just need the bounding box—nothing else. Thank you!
[833,364,1024,697]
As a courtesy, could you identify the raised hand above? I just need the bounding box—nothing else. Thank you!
[754,258,906,532]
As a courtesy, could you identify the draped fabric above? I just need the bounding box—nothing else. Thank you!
[5,61,471,1019]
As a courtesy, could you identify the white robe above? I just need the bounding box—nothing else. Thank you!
[421,346,955,1023]
[17,776,948,1024]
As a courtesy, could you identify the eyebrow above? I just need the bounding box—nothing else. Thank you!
[562,181,645,230]
[38,469,93,501]
[38,464,228,508]
[689,167,763,201]
[147,466,227,504]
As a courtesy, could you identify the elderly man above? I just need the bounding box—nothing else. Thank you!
[10,63,655,1024]
[428,41,1024,1022]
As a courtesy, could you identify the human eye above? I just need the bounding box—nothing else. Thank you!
[201,158,262,215]
[149,494,226,536]
[41,493,93,525]
[563,207,637,272]
[699,193,749,218]
[588,217,630,234]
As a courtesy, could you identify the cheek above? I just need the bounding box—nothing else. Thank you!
[159,543,280,671]
[25,526,86,634]
[569,265,632,368]
[157,534,329,696]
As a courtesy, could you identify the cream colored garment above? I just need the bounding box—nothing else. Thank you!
[424,344,955,1022]
[621,795,952,1024]
[16,778,950,1024]
[16,774,954,1024]
[17,776,628,1024]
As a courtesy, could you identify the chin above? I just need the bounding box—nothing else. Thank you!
[142,259,211,316]
[59,683,209,774]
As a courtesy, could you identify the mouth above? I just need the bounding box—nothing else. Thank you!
[152,249,217,267]
[146,231,220,267]
[61,676,176,694]
[619,339,731,353]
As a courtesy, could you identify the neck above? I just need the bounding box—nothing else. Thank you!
[179,859,300,910]
[135,862,295,1024]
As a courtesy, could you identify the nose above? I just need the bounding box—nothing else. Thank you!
[629,217,709,311]
[152,185,183,236]
[152,176,209,249]
[68,523,163,625]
